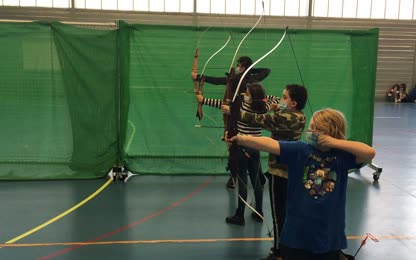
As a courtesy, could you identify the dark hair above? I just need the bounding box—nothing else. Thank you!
[237,56,253,70]
[247,83,267,113]
[285,84,308,110]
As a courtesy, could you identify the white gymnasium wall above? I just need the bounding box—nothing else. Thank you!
[1,6,415,97]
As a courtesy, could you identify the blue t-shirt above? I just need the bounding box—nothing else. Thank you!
[278,140,361,253]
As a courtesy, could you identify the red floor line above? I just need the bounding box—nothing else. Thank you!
[36,176,215,260]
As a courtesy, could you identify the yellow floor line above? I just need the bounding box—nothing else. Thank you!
[5,177,113,244]
[1,235,416,248]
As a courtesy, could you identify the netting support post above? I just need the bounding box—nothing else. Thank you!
[110,165,137,183]
[366,163,382,181]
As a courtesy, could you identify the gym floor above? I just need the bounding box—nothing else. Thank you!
[0,100,415,260]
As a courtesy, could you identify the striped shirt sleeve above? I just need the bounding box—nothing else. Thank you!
[202,98,223,109]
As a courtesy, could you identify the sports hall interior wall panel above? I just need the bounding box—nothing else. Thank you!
[1,6,415,97]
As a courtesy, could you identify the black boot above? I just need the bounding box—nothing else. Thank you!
[226,176,236,190]
[225,212,245,226]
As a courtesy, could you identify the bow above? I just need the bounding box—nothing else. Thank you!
[192,48,203,120]
[227,3,265,73]
[224,0,265,130]
[191,27,211,120]
[196,35,232,121]
[227,27,289,224]
[232,27,288,103]
[192,29,231,121]
[222,1,265,192]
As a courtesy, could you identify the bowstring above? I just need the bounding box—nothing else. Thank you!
[287,30,314,117]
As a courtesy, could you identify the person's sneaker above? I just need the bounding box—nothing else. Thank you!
[251,212,264,223]
[225,213,245,226]
[226,176,236,190]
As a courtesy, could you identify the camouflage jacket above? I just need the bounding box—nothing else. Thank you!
[240,109,306,178]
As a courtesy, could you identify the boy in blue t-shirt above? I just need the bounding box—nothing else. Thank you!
[226,108,376,260]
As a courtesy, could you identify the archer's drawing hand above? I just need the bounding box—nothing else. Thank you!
[269,103,279,112]
[318,134,338,148]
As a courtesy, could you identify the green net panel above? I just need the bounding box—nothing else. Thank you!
[124,24,378,175]
[0,21,378,179]
[0,22,121,179]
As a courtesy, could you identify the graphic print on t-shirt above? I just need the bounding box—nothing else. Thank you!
[303,153,337,199]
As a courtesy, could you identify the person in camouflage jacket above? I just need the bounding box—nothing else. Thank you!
[240,84,308,260]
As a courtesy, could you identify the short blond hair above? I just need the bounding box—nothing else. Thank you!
[312,108,347,140]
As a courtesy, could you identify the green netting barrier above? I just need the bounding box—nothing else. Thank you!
[0,22,121,179]
[125,24,378,175]
[0,21,378,179]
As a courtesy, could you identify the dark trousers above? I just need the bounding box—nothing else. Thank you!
[267,172,288,256]
[281,245,342,260]
[236,146,263,215]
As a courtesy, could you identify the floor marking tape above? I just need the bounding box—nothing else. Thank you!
[5,177,113,244]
